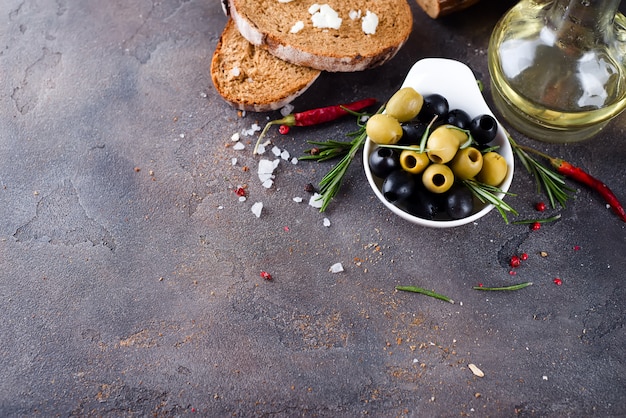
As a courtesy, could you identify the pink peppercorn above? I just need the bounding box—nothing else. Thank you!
[553,278,562,286]
[531,222,541,231]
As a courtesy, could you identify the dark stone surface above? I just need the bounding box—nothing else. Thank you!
[1,1,624,416]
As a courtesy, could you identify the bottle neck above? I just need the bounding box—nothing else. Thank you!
[546,0,621,44]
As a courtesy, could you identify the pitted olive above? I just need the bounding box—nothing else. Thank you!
[386,87,424,122]
[399,147,430,174]
[419,94,449,123]
[449,147,483,180]
[366,114,403,145]
[422,163,454,194]
[476,152,508,186]
[426,125,467,164]
[382,169,417,203]
[470,114,498,145]
[445,109,472,129]
[369,147,401,179]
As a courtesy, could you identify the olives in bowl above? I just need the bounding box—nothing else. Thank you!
[363,58,514,228]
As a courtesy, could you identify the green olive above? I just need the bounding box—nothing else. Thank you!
[476,152,508,186]
[449,147,483,180]
[399,146,430,174]
[385,87,424,122]
[426,125,466,164]
[422,163,454,194]
[366,114,404,145]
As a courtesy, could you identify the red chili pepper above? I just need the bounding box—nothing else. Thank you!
[550,158,626,223]
[253,98,377,154]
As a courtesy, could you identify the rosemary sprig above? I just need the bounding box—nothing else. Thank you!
[395,285,455,304]
[512,213,562,225]
[472,282,533,291]
[307,105,385,211]
[463,179,518,223]
[506,133,574,208]
[299,140,354,162]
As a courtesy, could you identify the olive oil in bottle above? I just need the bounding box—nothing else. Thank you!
[488,0,626,142]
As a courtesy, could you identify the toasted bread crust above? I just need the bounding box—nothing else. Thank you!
[229,0,413,72]
[211,20,321,112]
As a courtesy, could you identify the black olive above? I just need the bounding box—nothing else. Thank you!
[419,94,449,123]
[445,109,472,129]
[470,114,498,145]
[382,170,417,204]
[445,185,474,219]
[369,147,401,179]
[400,122,427,145]
[404,185,443,219]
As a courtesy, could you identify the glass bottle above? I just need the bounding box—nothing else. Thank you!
[488,0,626,142]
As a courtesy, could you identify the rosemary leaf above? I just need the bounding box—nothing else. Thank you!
[462,179,518,223]
[507,133,574,208]
[395,285,454,304]
[472,282,533,291]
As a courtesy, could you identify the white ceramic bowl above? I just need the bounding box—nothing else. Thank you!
[363,58,514,228]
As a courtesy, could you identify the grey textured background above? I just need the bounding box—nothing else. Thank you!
[1,0,624,416]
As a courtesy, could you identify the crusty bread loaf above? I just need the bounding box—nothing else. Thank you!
[229,0,413,72]
[211,19,321,112]
[416,0,480,18]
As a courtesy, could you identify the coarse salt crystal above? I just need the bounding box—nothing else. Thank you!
[308,3,321,14]
[281,150,290,160]
[271,146,282,156]
[362,10,379,35]
[349,9,362,20]
[251,202,263,218]
[468,364,484,378]
[293,197,303,203]
[329,262,344,273]
[309,193,324,208]
[231,132,240,142]
[238,196,247,202]
[262,179,274,189]
[290,21,304,33]
[256,143,267,154]
[231,157,238,166]
[323,217,331,227]
[229,67,241,77]
[258,158,279,185]
[310,4,342,30]
[232,142,245,151]
[291,157,298,165]
[281,104,295,117]
[242,123,261,136]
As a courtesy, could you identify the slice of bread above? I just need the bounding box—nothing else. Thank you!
[229,0,413,72]
[211,19,321,112]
